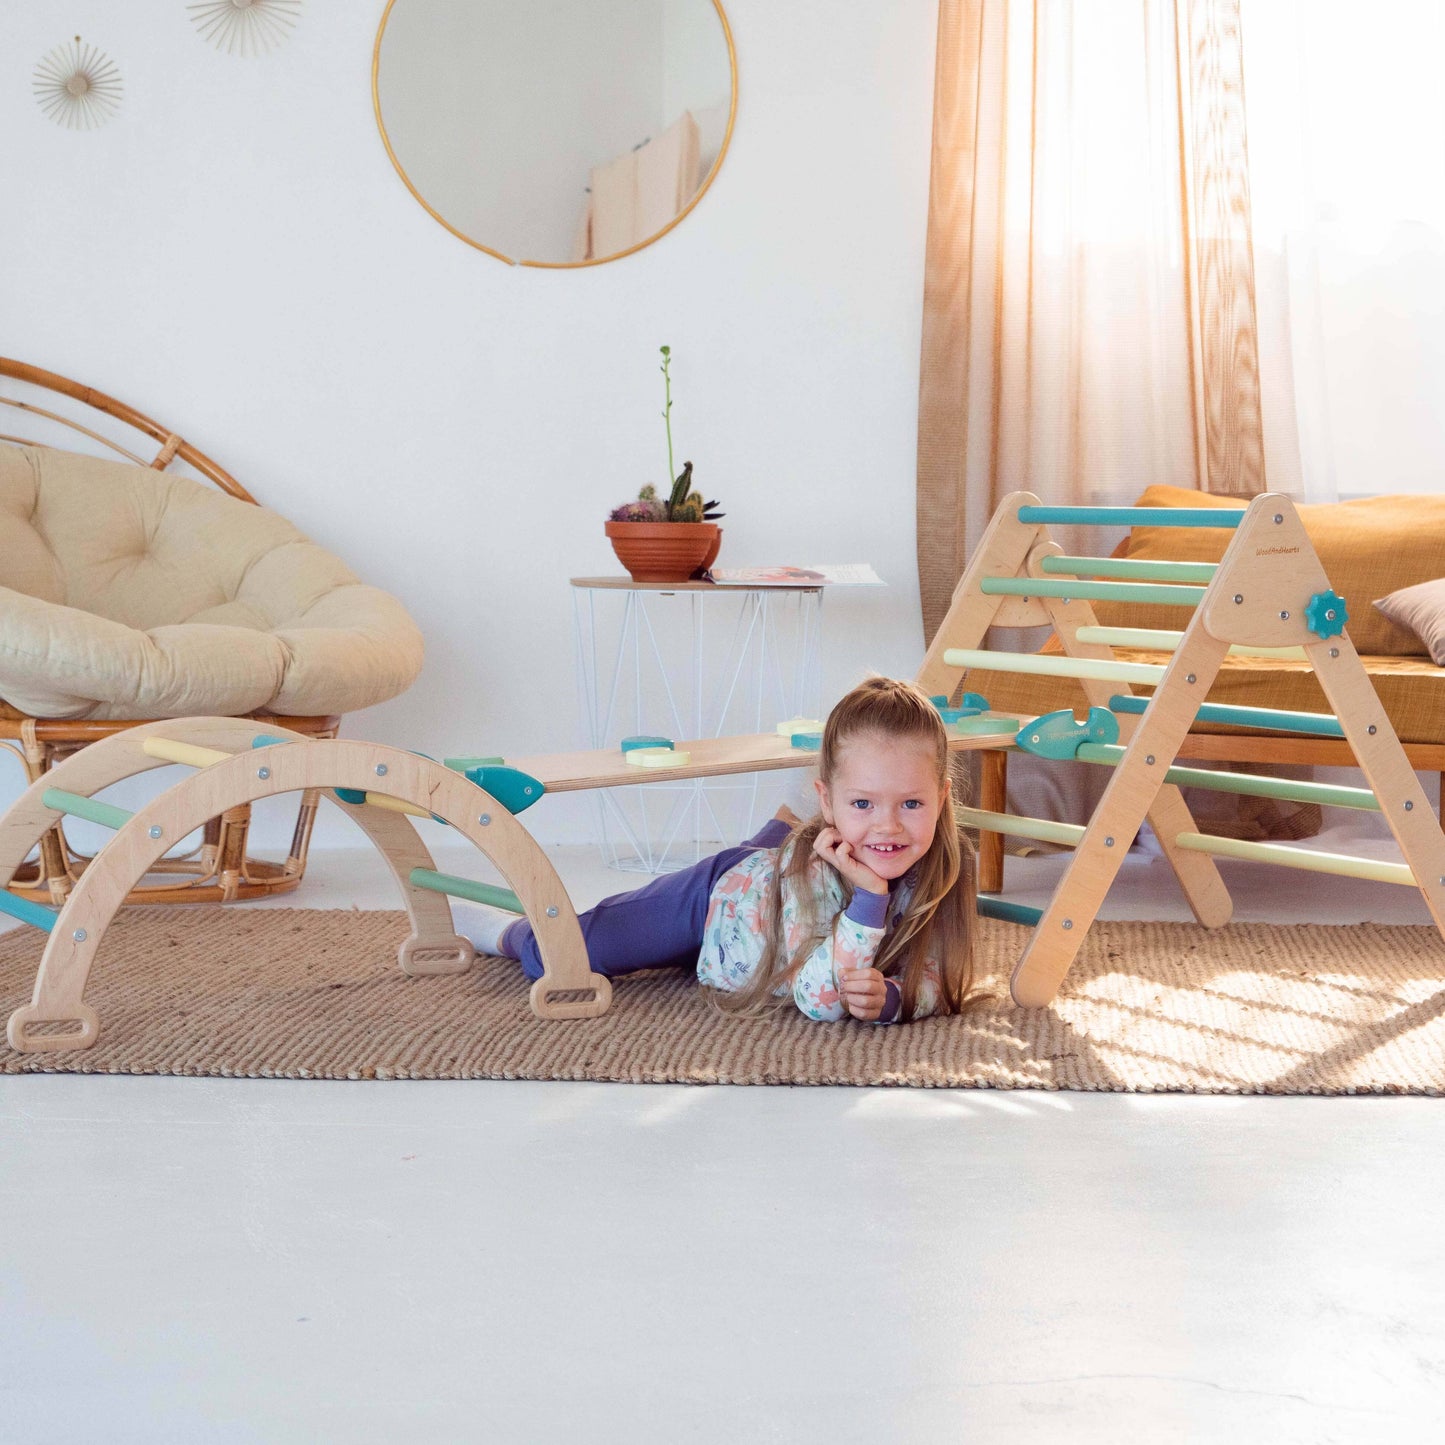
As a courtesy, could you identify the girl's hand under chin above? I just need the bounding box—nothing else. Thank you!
[813,825,889,895]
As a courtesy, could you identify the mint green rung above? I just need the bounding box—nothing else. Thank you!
[42,788,133,831]
[981,577,1206,606]
[1039,555,1218,583]
[1073,744,1381,811]
[0,889,58,932]
[409,868,525,914]
[1109,694,1345,738]
[977,895,1043,927]
[1017,505,1245,528]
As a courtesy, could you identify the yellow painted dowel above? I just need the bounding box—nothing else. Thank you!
[957,806,1086,847]
[141,737,232,768]
[943,649,1167,685]
[1174,832,1416,885]
[364,792,436,821]
[1074,626,1305,660]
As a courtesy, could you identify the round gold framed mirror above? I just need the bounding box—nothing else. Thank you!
[372,0,737,268]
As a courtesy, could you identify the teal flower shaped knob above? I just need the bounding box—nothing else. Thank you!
[1305,588,1349,639]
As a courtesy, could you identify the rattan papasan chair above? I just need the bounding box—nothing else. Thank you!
[0,357,424,907]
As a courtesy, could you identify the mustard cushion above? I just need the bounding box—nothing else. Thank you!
[1105,485,1445,656]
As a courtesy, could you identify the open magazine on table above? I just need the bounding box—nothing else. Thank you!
[706,563,885,587]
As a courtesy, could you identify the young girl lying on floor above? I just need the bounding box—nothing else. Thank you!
[455,676,978,1023]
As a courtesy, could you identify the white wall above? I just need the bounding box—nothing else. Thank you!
[1,0,941,848]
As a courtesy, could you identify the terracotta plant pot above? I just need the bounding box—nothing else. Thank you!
[605,520,719,584]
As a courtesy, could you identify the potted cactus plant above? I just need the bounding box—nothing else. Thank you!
[605,346,724,584]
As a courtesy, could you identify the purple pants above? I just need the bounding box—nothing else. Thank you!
[503,817,792,981]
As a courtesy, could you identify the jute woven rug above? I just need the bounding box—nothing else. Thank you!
[1,907,1442,1092]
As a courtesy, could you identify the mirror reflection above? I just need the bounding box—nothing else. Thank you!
[374,0,736,267]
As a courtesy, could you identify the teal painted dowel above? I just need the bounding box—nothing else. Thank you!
[981,576,1206,606]
[1072,744,1380,811]
[1109,694,1345,738]
[42,788,133,831]
[409,868,526,914]
[1039,555,1219,583]
[0,889,58,932]
[251,734,290,749]
[1016,505,1245,528]
[977,895,1043,927]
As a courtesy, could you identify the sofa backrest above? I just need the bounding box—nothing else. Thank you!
[1094,484,1445,656]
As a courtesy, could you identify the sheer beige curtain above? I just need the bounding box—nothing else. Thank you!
[917,0,1269,643]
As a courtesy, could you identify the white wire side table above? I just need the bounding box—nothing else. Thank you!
[570,577,825,873]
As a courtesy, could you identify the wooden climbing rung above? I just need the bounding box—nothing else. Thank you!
[980,577,1207,606]
[1039,555,1219,583]
[958,806,1085,847]
[1075,625,1305,660]
[945,649,1167,686]
[42,788,133,830]
[141,736,233,768]
[409,868,525,913]
[1174,832,1416,885]
[0,889,58,932]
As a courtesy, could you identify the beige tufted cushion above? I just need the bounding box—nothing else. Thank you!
[0,444,424,720]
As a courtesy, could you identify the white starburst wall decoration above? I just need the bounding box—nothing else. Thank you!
[33,36,123,130]
[187,0,303,58]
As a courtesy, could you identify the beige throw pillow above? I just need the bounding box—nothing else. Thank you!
[1373,578,1445,666]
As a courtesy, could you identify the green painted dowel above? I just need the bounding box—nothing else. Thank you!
[42,788,133,832]
[946,649,1167,685]
[1109,694,1345,738]
[0,889,58,932]
[977,895,1044,926]
[981,576,1207,606]
[1017,504,1245,528]
[1072,744,1381,811]
[1174,833,1415,885]
[1040,555,1219,583]
[958,806,1086,847]
[409,868,525,914]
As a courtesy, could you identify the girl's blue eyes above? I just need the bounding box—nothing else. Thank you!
[848,799,923,810]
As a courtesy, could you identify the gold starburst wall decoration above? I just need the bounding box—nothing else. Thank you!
[33,36,123,130]
[187,0,303,58]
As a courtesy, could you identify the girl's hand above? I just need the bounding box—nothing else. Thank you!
[813,826,888,895]
[838,965,888,1021]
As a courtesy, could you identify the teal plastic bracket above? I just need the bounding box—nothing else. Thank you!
[464,764,545,815]
[1304,588,1348,639]
[621,735,673,753]
[933,692,990,724]
[1015,706,1121,760]
[791,731,823,751]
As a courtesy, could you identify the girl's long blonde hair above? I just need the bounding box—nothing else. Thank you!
[713,676,977,1021]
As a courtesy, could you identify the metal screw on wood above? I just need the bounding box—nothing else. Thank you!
[1146,755,1155,765]
[73,928,87,942]
[1368,725,1377,735]
[1186,674,1196,684]
[1105,837,1115,847]
[1274,513,1284,523]
[148,825,163,839]
[546,906,559,918]
[1405,801,1414,811]
[257,766,270,780]
[1279,610,1290,620]
[375,764,388,776]
[478,814,491,825]
[1234,594,1243,604]
[1062,919,1073,930]
[1330,648,1339,658]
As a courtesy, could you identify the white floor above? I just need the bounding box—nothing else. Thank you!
[4,833,1444,1443]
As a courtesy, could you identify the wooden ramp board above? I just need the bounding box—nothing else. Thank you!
[510,719,1031,795]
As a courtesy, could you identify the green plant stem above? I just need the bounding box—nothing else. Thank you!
[661,348,675,505]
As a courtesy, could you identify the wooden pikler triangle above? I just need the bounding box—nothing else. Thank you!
[920,490,1445,1006]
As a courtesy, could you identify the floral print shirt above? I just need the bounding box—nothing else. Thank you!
[697,842,944,1023]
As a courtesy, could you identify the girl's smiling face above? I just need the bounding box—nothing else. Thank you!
[814,733,950,882]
